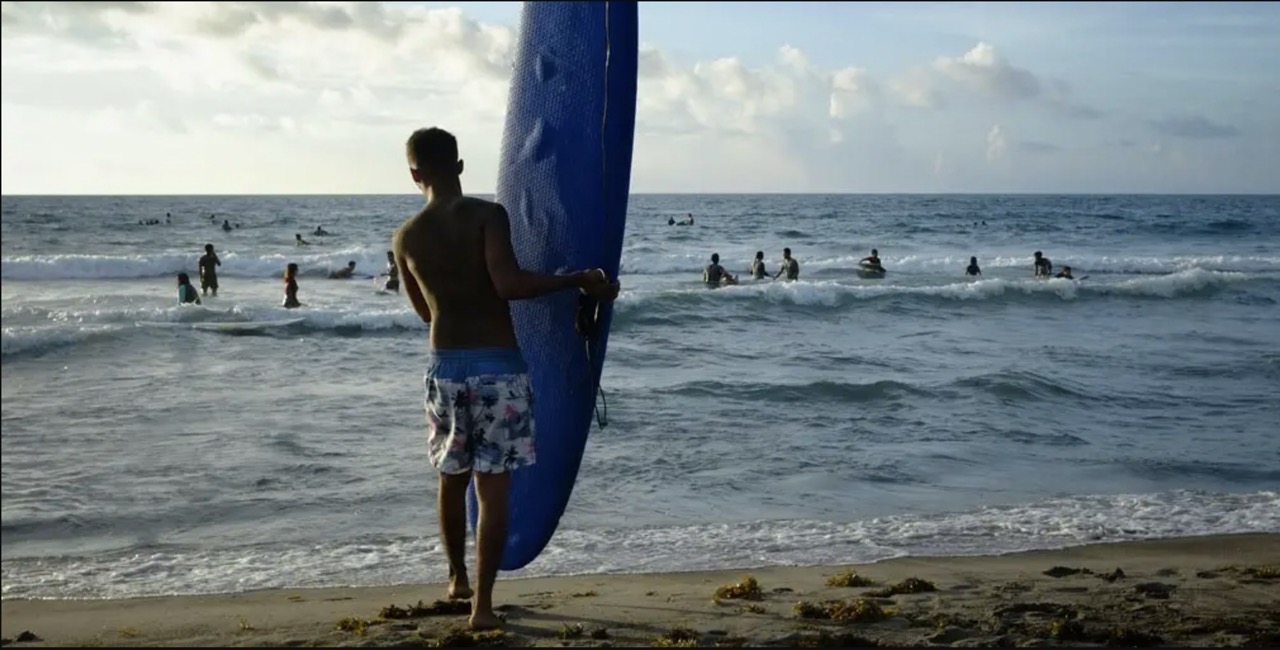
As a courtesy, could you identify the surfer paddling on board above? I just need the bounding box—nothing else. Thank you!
[860,249,885,273]
[394,127,619,632]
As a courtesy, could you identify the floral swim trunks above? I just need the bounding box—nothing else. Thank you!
[424,347,537,475]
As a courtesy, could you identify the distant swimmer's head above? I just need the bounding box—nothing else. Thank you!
[386,250,394,260]
[1062,266,1072,273]
[177,272,191,285]
[205,244,214,254]
[755,251,764,260]
[1034,251,1043,259]
[871,249,879,257]
[711,253,720,264]
[970,256,978,264]
[407,127,463,187]
[296,233,303,240]
[347,261,356,269]
[783,247,792,259]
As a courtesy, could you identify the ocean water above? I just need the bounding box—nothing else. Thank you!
[2,193,1278,601]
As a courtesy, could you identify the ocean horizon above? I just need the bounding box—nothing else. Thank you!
[3,191,1278,601]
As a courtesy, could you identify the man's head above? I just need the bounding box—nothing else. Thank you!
[406,127,463,188]
[755,251,764,260]
[711,253,720,264]
[347,261,357,269]
[1034,251,1043,259]
[205,244,214,253]
[871,249,878,256]
[386,250,395,260]
[783,247,792,258]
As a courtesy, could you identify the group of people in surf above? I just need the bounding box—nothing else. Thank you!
[173,243,401,309]
[703,247,803,286]
[703,248,1076,287]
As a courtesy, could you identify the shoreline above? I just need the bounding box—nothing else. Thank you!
[3,533,1276,647]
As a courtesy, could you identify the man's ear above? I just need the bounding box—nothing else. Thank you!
[456,159,465,176]
[410,168,422,184]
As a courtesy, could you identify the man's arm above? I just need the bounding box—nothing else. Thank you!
[484,205,588,300]
[392,227,432,324]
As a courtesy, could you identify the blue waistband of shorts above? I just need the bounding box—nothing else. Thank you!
[426,347,527,380]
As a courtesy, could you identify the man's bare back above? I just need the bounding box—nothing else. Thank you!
[395,196,519,349]
[395,196,618,349]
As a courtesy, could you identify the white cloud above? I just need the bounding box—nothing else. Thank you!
[0,1,1268,194]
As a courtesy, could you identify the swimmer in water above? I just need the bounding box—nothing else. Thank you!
[329,261,357,279]
[1033,251,1052,278]
[381,250,400,292]
[966,256,982,276]
[198,243,221,297]
[1055,265,1074,280]
[314,225,330,236]
[703,253,737,287]
[860,249,884,272]
[750,251,768,280]
[667,216,675,225]
[177,273,202,305]
[221,219,232,232]
[295,233,311,246]
[774,247,800,281]
[283,263,301,308]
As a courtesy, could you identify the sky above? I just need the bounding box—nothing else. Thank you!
[2,1,1278,195]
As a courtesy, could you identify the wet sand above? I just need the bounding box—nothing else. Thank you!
[2,533,1277,647]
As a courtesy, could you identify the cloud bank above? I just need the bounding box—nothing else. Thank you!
[1,2,1272,194]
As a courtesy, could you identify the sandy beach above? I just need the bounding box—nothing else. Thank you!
[2,533,1276,647]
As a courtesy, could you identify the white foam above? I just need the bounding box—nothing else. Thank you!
[614,268,1254,311]
[2,489,1274,600]
[1,247,388,281]
[6,249,1278,281]
[617,251,1280,277]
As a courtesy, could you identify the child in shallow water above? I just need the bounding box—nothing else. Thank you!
[283,263,301,309]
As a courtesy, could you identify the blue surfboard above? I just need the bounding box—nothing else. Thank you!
[466,1,638,571]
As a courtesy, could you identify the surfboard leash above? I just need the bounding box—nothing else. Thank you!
[577,293,609,430]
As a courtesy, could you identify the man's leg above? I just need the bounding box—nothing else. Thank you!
[469,470,510,631]
[437,471,473,600]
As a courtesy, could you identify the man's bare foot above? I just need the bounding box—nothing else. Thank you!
[447,575,473,600]
[468,609,503,631]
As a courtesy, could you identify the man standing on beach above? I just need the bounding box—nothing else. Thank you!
[393,127,619,631]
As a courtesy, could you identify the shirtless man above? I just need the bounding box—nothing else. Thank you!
[774,247,800,281]
[393,127,618,631]
[198,244,221,296]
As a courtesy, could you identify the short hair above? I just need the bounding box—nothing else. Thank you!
[784,247,791,255]
[711,253,720,263]
[407,127,459,175]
